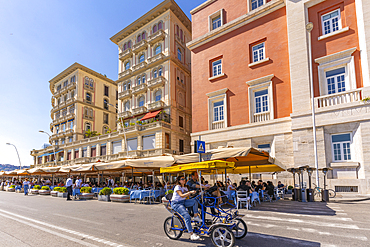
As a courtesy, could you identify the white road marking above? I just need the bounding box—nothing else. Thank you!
[53,213,104,225]
[0,208,132,247]
[248,210,353,221]
[0,212,98,247]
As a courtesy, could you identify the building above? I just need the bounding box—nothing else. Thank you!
[31,63,118,167]
[110,0,192,157]
[188,0,370,194]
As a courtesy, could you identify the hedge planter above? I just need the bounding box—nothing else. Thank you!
[79,193,94,200]
[7,187,15,192]
[39,190,50,195]
[31,189,39,195]
[58,192,68,198]
[98,195,110,202]
[51,191,59,197]
[110,194,130,203]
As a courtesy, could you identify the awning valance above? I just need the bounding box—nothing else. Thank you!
[140,110,161,121]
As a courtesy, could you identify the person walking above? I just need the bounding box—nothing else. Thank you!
[66,175,73,201]
[23,178,30,196]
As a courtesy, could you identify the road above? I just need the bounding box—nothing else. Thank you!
[0,191,369,247]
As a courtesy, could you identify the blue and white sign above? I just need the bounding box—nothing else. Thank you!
[195,140,205,153]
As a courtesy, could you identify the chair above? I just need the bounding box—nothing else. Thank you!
[143,190,156,204]
[236,191,250,209]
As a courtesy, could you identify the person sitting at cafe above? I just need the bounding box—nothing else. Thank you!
[255,180,265,193]
[226,181,236,200]
[266,181,276,200]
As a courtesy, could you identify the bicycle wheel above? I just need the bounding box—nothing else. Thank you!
[163,216,183,240]
[211,225,235,247]
[313,189,322,200]
[232,218,247,239]
[328,189,336,198]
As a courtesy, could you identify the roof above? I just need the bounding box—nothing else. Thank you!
[49,62,116,92]
[110,0,191,45]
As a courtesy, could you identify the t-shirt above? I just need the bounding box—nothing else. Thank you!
[236,185,251,196]
[23,181,29,186]
[172,185,188,203]
[278,183,285,188]
[186,179,199,191]
[227,184,234,195]
[255,184,263,193]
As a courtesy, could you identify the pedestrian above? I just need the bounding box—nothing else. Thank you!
[23,178,30,195]
[66,175,73,201]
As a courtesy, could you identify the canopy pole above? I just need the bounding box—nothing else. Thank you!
[225,169,227,184]
[122,172,125,186]
[131,167,134,189]
[98,173,100,186]
[52,174,54,186]
[249,166,251,182]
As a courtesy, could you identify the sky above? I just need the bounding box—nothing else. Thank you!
[0,0,204,167]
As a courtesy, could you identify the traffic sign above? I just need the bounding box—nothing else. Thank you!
[194,140,205,153]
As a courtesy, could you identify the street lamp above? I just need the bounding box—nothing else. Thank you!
[39,130,57,167]
[306,22,320,188]
[6,143,22,170]
[107,103,129,157]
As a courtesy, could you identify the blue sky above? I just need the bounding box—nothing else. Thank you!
[0,0,204,167]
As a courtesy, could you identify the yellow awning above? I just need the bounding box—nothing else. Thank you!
[160,160,235,174]
[227,164,285,174]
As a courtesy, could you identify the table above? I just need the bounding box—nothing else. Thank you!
[130,190,161,203]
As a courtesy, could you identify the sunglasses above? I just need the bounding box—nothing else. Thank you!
[180,178,185,181]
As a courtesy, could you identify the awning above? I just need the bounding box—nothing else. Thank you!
[160,160,235,174]
[125,155,174,169]
[37,150,64,157]
[140,110,161,121]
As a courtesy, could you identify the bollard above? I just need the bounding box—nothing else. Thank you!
[307,188,314,202]
[322,190,329,202]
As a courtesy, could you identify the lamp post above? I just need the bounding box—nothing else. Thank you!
[107,103,129,157]
[6,143,22,170]
[39,130,57,167]
[306,22,320,188]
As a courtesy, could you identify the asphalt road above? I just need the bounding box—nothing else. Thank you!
[0,191,369,247]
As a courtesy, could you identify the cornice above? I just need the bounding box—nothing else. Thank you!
[190,0,218,15]
[206,88,229,97]
[246,74,274,86]
[187,0,285,51]
[314,47,357,65]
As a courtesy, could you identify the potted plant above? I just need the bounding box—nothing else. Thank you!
[79,187,94,200]
[31,185,41,195]
[7,185,15,192]
[98,187,112,202]
[287,186,293,194]
[51,187,60,197]
[57,187,68,198]
[39,186,51,195]
[110,187,130,203]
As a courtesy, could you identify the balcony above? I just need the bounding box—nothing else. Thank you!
[315,88,363,108]
[83,99,94,106]
[148,101,164,111]
[118,111,132,119]
[132,61,147,73]
[253,112,271,123]
[67,82,76,90]
[132,40,148,54]
[83,83,94,91]
[148,30,165,45]
[119,48,133,61]
[211,121,225,130]
[74,157,91,164]
[83,114,94,121]
[66,97,76,106]
[147,52,165,65]
[119,69,132,79]
[177,80,186,91]
[148,76,165,90]
[132,83,147,95]
[118,89,132,100]
[65,129,74,136]
[132,106,147,116]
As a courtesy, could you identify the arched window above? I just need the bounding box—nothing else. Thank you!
[127,82,131,89]
[84,107,88,116]
[123,43,127,51]
[89,78,94,87]
[104,99,109,110]
[137,34,141,42]
[180,29,183,40]
[158,21,163,30]
[103,126,108,134]
[153,69,158,78]
[176,25,179,35]
[125,61,130,70]
[64,95,67,102]
[85,122,91,132]
[86,92,91,102]
[70,90,75,98]
[123,83,127,91]
[142,32,146,40]
[155,45,162,55]
[177,48,182,61]
[137,76,141,85]
[89,108,93,117]
[139,54,145,63]
[138,96,145,107]
[128,41,132,48]
[142,74,146,84]
[153,24,158,33]
[155,90,162,102]
[158,67,163,77]
[124,101,130,111]
[84,77,89,86]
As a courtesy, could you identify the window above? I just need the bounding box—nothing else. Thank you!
[165,133,170,149]
[128,41,131,48]
[104,99,109,110]
[158,22,163,30]
[137,76,141,85]
[63,80,68,87]
[142,74,146,84]
[91,146,96,157]
[137,34,141,42]
[138,96,145,107]
[70,76,76,83]
[139,54,145,63]
[61,123,66,132]
[142,32,146,40]
[100,144,107,156]
[155,45,162,55]
[125,61,130,70]
[212,16,221,30]
[177,48,182,61]
[85,122,91,132]
[332,133,351,161]
[258,144,271,153]
[89,78,94,88]
[143,135,155,150]
[155,90,161,102]
[252,43,265,63]
[123,43,127,51]
[153,69,158,78]
[103,113,108,124]
[82,147,87,158]
[69,136,73,143]
[213,101,224,122]
[127,138,137,151]
[112,141,122,154]
[57,84,61,91]
[251,0,264,10]
[326,67,345,94]
[322,9,340,35]
[124,101,130,111]
[212,60,222,77]
[158,67,163,77]
[153,24,158,33]
[255,89,269,113]
[104,85,109,97]
[179,139,184,153]
[179,116,184,128]
[123,83,127,91]
[86,92,91,103]
[61,138,65,145]
[70,90,75,99]
[55,140,58,146]
[69,120,74,129]
[56,125,59,134]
